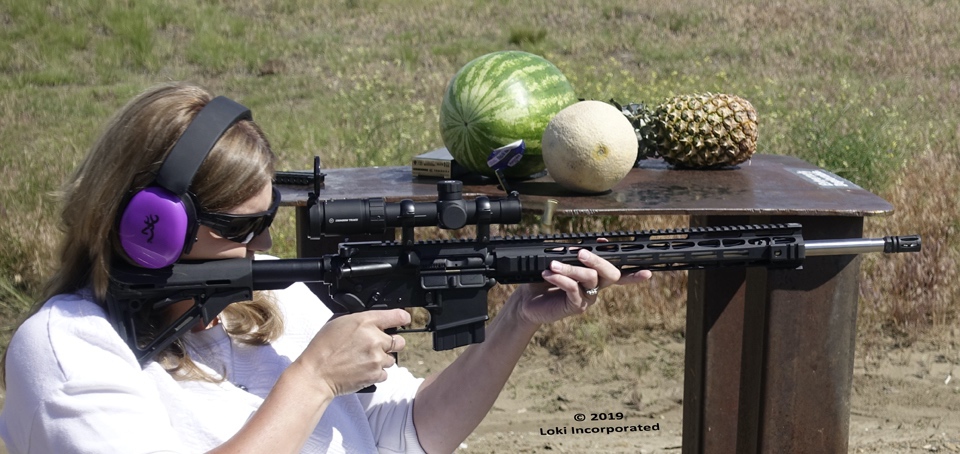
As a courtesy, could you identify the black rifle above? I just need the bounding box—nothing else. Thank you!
[107,181,921,365]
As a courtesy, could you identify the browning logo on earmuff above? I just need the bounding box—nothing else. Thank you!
[117,96,252,269]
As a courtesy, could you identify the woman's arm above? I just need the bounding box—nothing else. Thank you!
[212,308,412,453]
[207,361,333,453]
[410,288,540,453]
[412,249,652,453]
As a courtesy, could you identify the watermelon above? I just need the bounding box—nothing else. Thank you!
[439,51,578,178]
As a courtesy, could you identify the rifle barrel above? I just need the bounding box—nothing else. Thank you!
[804,235,921,257]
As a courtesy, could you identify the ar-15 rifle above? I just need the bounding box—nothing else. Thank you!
[107,181,921,365]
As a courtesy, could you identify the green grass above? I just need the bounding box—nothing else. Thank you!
[1,0,959,357]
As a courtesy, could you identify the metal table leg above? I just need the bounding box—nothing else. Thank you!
[683,215,864,454]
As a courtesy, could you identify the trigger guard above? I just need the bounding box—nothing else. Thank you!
[332,292,366,313]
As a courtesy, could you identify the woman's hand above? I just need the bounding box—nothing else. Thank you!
[291,309,410,397]
[516,248,653,326]
[214,311,409,453]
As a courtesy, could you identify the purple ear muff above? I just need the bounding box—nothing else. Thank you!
[118,186,191,269]
[115,96,252,269]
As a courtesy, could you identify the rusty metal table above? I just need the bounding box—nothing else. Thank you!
[278,153,894,454]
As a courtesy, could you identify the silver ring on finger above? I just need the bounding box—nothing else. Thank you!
[582,285,600,297]
[388,335,397,353]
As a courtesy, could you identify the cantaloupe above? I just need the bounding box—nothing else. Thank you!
[541,100,638,193]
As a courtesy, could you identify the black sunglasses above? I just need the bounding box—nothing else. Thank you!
[197,187,281,244]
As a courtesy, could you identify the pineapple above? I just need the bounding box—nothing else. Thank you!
[613,93,759,169]
[614,100,660,161]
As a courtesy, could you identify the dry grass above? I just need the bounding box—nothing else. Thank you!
[2,0,959,361]
[858,146,960,350]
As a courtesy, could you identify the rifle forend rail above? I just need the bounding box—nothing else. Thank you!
[487,223,921,277]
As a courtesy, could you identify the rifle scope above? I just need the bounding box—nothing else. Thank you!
[307,180,522,238]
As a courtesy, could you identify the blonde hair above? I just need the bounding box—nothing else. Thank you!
[2,82,283,385]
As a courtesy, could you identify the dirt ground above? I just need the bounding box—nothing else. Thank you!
[401,330,960,454]
[0,331,955,454]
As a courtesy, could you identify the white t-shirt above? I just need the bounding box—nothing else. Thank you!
[0,279,426,454]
